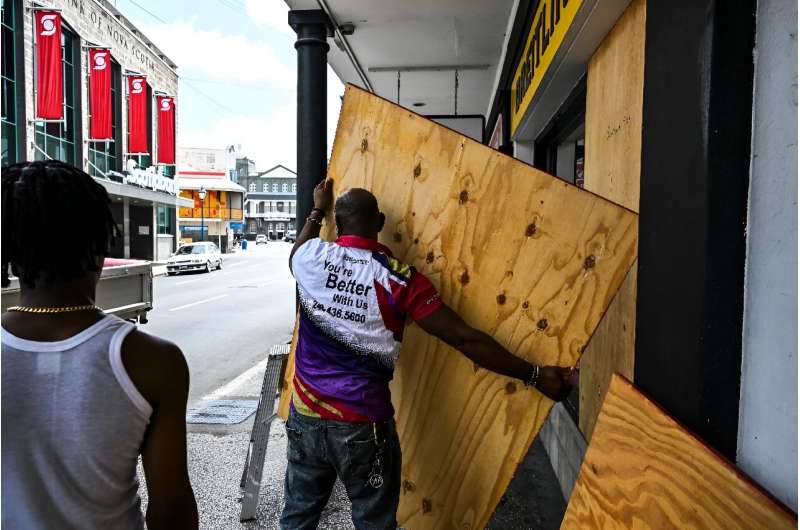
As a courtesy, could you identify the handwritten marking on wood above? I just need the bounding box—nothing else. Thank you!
[280,85,638,529]
[580,0,645,440]
[563,374,796,529]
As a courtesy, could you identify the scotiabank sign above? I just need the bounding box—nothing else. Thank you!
[108,167,176,195]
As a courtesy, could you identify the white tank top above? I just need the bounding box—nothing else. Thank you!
[1,314,151,529]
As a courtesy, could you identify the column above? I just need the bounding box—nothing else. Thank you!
[289,10,332,232]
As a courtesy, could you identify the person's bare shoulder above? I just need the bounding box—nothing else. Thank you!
[121,328,189,408]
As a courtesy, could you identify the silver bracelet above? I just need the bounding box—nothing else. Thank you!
[524,363,540,388]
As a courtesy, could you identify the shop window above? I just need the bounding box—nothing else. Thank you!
[157,205,175,235]
[1,0,19,166]
[249,183,255,192]
[34,25,79,165]
[88,61,121,177]
[533,76,586,187]
[161,165,175,178]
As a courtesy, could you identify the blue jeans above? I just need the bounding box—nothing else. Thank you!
[279,409,401,530]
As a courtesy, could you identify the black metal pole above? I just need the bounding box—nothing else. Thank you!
[289,10,332,233]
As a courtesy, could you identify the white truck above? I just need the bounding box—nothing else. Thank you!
[1,258,153,324]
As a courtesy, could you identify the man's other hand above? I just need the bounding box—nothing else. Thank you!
[536,366,573,402]
[314,178,334,213]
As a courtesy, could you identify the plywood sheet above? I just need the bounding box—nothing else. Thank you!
[279,85,639,529]
[563,374,796,529]
[580,0,645,440]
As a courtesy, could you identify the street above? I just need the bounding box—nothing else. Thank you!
[146,242,295,405]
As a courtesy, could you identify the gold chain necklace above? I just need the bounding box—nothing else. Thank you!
[6,304,102,314]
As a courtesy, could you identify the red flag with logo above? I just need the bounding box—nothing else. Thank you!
[88,49,112,139]
[156,96,175,164]
[35,10,63,120]
[128,76,148,153]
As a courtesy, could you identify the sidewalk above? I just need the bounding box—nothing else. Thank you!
[136,355,566,529]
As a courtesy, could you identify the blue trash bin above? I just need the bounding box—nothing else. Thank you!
[242,239,248,251]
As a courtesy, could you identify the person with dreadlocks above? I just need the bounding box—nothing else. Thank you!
[1,161,198,530]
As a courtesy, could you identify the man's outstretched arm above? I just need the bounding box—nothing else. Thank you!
[416,304,573,401]
[289,178,333,271]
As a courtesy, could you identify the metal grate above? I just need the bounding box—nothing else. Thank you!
[186,399,259,425]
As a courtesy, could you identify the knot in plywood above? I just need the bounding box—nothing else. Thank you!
[422,499,432,514]
[360,138,368,152]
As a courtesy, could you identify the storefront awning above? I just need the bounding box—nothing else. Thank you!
[178,177,246,193]
[94,177,193,208]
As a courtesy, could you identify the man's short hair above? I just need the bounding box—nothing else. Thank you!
[2,161,120,287]
[334,188,379,225]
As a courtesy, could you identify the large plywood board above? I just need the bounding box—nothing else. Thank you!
[563,374,796,529]
[580,0,645,440]
[279,85,638,529]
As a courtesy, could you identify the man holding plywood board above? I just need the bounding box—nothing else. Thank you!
[278,85,639,529]
[281,180,573,529]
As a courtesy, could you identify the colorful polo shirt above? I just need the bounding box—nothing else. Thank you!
[290,235,443,422]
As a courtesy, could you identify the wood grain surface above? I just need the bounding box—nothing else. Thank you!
[279,85,639,529]
[563,374,797,529]
[579,0,645,441]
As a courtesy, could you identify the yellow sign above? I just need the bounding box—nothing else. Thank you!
[510,0,583,135]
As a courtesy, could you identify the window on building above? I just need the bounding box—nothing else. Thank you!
[282,182,288,193]
[258,201,265,214]
[157,205,175,234]
[162,165,175,178]
[88,61,121,177]
[277,201,284,213]
[249,183,255,192]
[263,183,268,192]
[1,0,19,166]
[34,25,79,165]
[291,183,296,194]
[272,183,279,192]
[206,153,215,167]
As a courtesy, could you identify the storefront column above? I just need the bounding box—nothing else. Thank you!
[634,0,757,461]
[122,197,131,259]
[289,10,332,232]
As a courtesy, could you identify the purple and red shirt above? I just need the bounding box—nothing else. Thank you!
[290,235,443,422]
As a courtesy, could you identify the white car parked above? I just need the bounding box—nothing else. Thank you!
[167,242,223,275]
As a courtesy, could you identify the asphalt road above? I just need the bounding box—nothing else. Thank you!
[143,242,296,405]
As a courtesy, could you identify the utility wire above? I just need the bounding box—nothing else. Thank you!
[181,79,238,116]
[124,0,168,24]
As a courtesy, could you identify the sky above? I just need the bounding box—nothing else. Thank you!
[116,0,344,172]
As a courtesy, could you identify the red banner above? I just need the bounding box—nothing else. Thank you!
[35,11,63,120]
[127,76,148,153]
[88,48,112,139]
[156,96,176,164]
